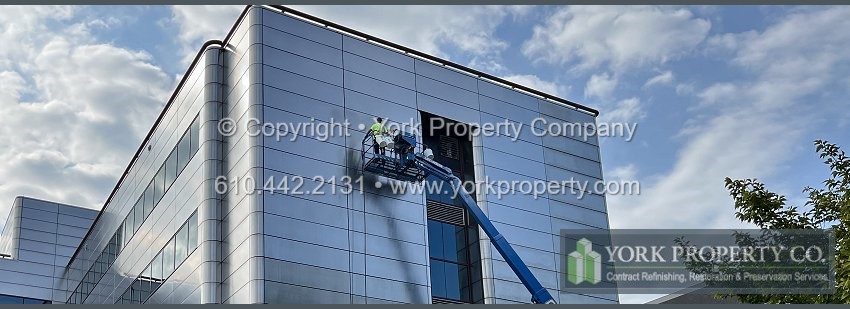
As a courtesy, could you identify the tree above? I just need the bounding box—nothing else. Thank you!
[718,140,849,303]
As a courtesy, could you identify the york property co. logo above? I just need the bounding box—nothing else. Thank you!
[567,238,602,284]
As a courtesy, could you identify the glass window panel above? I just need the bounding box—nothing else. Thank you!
[154,165,165,203]
[442,223,460,263]
[124,216,133,244]
[427,220,443,260]
[165,148,177,188]
[188,211,198,251]
[151,251,163,281]
[163,237,175,276]
[177,132,191,173]
[0,295,23,304]
[175,223,189,265]
[429,260,446,299]
[443,262,462,301]
[134,204,143,233]
[190,116,200,155]
[144,184,155,216]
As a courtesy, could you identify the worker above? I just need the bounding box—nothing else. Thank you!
[370,117,388,155]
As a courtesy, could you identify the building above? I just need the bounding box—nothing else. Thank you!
[0,197,97,304]
[0,5,615,304]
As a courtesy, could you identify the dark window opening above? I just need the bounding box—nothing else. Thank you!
[421,112,484,304]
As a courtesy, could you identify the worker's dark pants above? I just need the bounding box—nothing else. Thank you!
[373,140,385,155]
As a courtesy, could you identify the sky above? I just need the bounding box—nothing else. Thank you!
[0,5,848,303]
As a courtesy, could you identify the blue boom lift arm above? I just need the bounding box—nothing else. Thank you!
[361,131,556,304]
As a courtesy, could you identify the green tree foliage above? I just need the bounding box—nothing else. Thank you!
[720,140,849,303]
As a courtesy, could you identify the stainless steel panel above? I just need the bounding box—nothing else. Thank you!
[265,258,350,293]
[364,276,428,304]
[491,222,554,253]
[57,224,88,238]
[19,208,56,223]
[478,80,540,111]
[415,75,478,110]
[487,241,556,271]
[16,239,55,255]
[364,192,424,224]
[487,203,551,234]
[263,132,347,166]
[548,200,609,229]
[416,93,479,125]
[536,114,599,146]
[263,26,342,67]
[547,189,607,214]
[342,36,413,72]
[481,134,544,162]
[20,199,58,213]
[343,71,416,108]
[414,59,477,92]
[18,228,56,244]
[264,214,349,250]
[260,106,346,147]
[264,45,343,86]
[543,148,603,179]
[264,237,349,272]
[483,194,550,218]
[363,234,428,266]
[479,95,541,128]
[489,259,558,290]
[262,9,342,48]
[263,150,347,181]
[344,52,414,90]
[344,89,417,124]
[480,113,541,145]
[263,194,348,229]
[483,148,546,179]
[17,218,54,233]
[350,252,365,275]
[364,213,425,245]
[264,280,350,304]
[541,133,600,162]
[262,170,349,208]
[263,65,343,105]
[365,255,428,286]
[57,205,98,219]
[537,99,596,127]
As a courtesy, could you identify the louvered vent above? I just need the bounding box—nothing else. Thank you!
[439,136,459,160]
[427,200,466,226]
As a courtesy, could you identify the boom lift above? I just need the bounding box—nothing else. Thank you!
[362,131,557,304]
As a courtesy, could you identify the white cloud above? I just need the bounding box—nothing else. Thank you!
[696,82,737,107]
[608,7,850,229]
[584,72,618,100]
[293,6,514,59]
[522,6,711,72]
[643,70,674,88]
[501,74,565,97]
[0,7,172,231]
[169,5,243,64]
[599,97,644,124]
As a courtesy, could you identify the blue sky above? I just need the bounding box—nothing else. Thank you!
[0,5,848,302]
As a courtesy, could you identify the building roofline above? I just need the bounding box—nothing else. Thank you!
[265,5,599,117]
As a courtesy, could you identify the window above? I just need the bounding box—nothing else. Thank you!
[154,165,165,203]
[177,131,191,173]
[134,203,143,233]
[151,252,163,281]
[124,215,133,246]
[144,185,154,217]
[165,148,177,186]
[188,212,198,250]
[190,116,200,154]
[163,237,175,275]
[0,294,50,304]
[175,224,188,263]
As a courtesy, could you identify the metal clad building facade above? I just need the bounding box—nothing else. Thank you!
[1,6,615,304]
